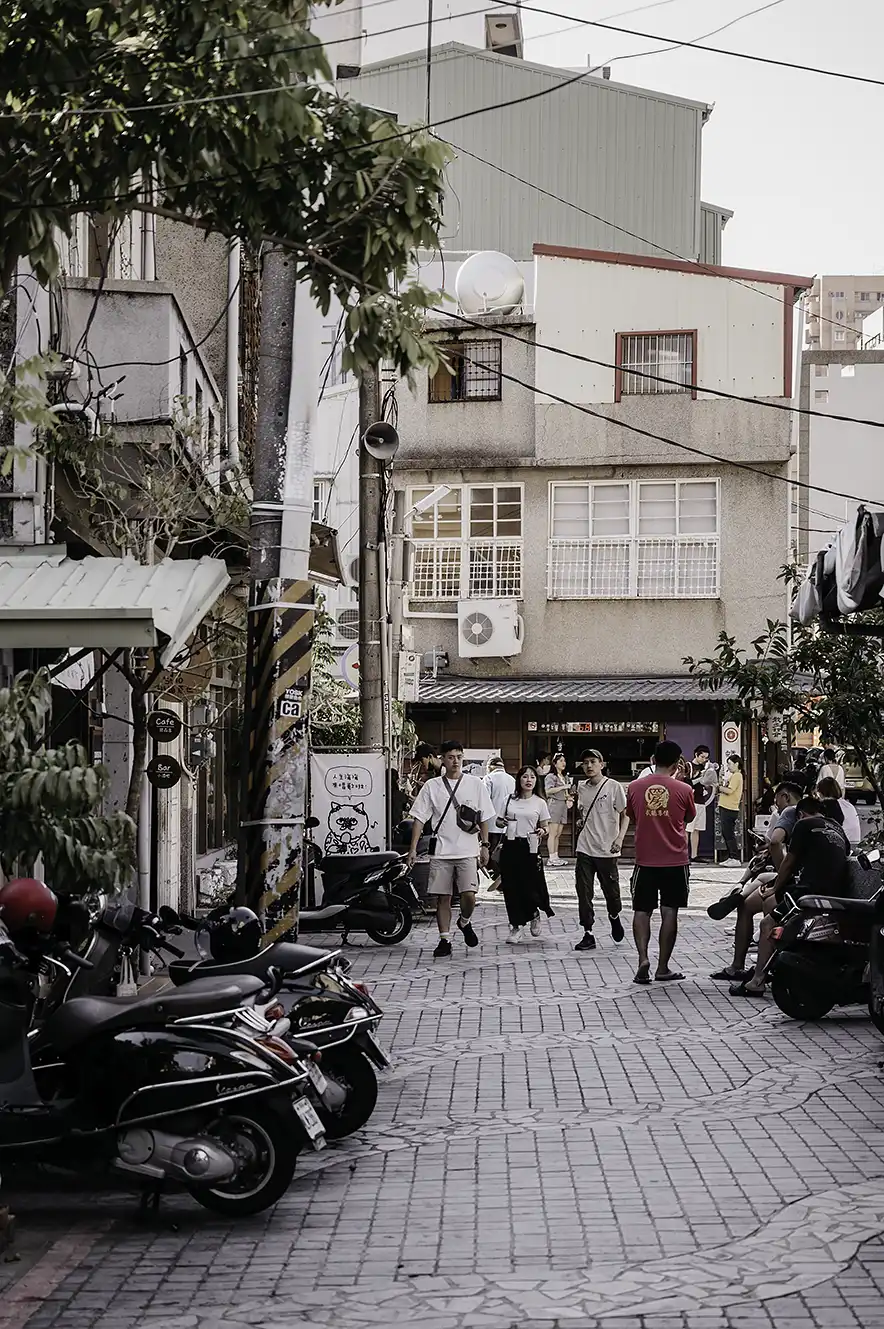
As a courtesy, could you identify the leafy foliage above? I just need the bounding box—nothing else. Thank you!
[0,671,135,893]
[686,609,884,813]
[0,0,449,375]
[309,596,360,750]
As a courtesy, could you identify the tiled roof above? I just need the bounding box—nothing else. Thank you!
[415,675,737,705]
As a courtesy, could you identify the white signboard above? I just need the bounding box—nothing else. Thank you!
[340,643,360,691]
[462,748,499,778]
[310,751,386,859]
[397,651,421,703]
[721,720,742,763]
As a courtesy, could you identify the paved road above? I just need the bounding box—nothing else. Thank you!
[6,865,884,1329]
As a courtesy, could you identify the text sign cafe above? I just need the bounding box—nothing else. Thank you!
[527,721,660,735]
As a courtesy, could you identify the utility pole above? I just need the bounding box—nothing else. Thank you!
[358,367,385,753]
[239,246,317,942]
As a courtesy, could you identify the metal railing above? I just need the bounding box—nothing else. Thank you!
[410,539,522,601]
[548,537,719,599]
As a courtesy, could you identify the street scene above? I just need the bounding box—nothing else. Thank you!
[5,0,884,1327]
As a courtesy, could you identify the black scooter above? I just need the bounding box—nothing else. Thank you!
[766,852,884,1020]
[0,923,326,1216]
[298,817,417,945]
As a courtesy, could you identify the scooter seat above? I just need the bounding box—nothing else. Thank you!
[44,975,265,1053]
[167,942,335,986]
[322,852,400,874]
[798,894,876,915]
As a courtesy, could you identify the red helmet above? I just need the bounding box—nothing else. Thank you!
[0,879,58,934]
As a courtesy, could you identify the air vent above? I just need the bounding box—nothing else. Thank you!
[337,608,359,642]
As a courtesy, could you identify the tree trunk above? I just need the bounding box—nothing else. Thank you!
[126,684,149,825]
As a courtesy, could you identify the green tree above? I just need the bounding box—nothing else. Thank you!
[686,612,884,816]
[0,670,135,893]
[1,0,448,376]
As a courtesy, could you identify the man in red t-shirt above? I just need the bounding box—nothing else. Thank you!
[626,740,696,986]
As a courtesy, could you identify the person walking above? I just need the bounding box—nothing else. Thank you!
[718,755,744,865]
[544,753,571,866]
[498,765,555,944]
[625,741,695,986]
[573,749,628,952]
[408,740,495,959]
[817,776,861,845]
[817,748,846,794]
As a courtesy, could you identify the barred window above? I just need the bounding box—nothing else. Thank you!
[429,340,502,403]
[408,484,522,603]
[615,331,696,401]
[548,480,719,600]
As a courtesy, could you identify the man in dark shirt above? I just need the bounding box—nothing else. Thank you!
[734,797,850,997]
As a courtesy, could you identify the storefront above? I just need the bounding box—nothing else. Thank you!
[408,675,747,858]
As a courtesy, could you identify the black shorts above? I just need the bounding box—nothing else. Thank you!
[630,865,690,913]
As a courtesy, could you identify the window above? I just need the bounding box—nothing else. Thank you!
[313,479,330,524]
[548,480,719,600]
[814,390,829,404]
[614,331,696,401]
[829,290,845,299]
[178,348,188,402]
[835,330,846,342]
[877,293,884,303]
[408,484,522,602]
[428,340,502,403]
[207,410,216,464]
[814,364,828,377]
[859,292,872,301]
[835,310,845,321]
[321,324,349,388]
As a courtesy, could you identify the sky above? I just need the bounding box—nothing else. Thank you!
[513,0,884,278]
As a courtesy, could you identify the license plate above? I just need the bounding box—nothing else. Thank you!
[293,1096,326,1148]
[306,1061,328,1094]
[366,1030,390,1065]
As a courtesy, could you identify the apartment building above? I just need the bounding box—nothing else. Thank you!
[392,245,809,840]
[805,276,884,350]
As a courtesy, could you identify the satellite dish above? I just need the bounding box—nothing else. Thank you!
[455,251,525,316]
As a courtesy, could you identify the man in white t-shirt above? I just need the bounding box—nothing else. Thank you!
[573,749,629,952]
[408,741,495,958]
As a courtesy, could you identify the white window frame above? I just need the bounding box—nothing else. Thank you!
[407,482,523,607]
[321,324,350,389]
[313,478,331,524]
[547,479,720,600]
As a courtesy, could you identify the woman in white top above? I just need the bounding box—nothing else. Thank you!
[498,765,554,944]
[818,777,862,845]
[817,748,846,794]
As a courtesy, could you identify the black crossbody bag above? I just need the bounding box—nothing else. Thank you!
[427,775,463,857]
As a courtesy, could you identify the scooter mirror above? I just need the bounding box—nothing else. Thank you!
[305,817,320,830]
[158,905,181,927]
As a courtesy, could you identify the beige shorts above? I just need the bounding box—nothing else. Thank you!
[427,857,480,896]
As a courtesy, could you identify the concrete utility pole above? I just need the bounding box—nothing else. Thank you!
[239,246,316,941]
[358,367,385,752]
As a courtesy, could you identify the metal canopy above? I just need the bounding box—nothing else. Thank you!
[415,675,738,705]
[0,548,230,666]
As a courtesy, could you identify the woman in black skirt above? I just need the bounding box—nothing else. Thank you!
[498,764,555,944]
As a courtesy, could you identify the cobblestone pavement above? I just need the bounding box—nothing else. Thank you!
[7,864,884,1329]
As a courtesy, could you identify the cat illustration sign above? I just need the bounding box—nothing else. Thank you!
[309,752,386,863]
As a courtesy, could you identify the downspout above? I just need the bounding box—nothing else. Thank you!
[226,239,241,468]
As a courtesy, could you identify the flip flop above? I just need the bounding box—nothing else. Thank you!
[707,890,743,921]
[710,967,753,981]
[633,964,652,986]
[655,971,685,982]
[729,981,766,998]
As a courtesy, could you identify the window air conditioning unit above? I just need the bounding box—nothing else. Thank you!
[336,608,360,642]
[457,599,523,659]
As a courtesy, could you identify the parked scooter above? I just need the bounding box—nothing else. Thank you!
[299,817,418,945]
[765,851,883,1020]
[0,879,326,1216]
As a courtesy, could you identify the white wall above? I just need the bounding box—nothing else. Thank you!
[533,253,788,404]
[806,361,884,554]
[311,1,505,70]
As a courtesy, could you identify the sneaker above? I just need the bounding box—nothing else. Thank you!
[721,859,742,868]
[505,926,524,945]
[457,916,479,948]
[575,932,597,951]
[610,914,625,944]
[529,915,542,937]
[433,937,452,959]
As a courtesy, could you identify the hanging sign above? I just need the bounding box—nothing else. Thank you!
[341,643,360,691]
[397,651,421,703]
[146,754,183,789]
[309,752,386,860]
[721,721,742,760]
[147,709,183,742]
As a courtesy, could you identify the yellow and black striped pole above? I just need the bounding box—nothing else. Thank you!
[242,577,314,940]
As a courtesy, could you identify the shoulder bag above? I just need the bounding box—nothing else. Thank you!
[426,776,463,856]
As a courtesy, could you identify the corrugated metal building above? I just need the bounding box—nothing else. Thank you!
[340,44,718,263]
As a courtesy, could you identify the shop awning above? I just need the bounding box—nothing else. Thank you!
[416,675,738,704]
[0,548,230,667]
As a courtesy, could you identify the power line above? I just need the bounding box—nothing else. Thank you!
[441,307,884,432]
[490,0,884,89]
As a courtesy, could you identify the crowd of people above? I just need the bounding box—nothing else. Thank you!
[402,736,860,986]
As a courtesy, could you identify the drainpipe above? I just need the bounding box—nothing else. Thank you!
[225,239,241,468]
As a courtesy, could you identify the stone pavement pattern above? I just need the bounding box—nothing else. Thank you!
[7,866,884,1329]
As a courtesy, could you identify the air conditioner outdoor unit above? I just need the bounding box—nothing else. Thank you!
[336,608,360,642]
[457,599,523,659]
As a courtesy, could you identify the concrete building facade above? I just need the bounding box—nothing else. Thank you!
[806,276,884,351]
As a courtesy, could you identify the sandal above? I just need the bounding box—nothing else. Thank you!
[711,967,753,982]
[655,971,684,982]
[633,963,652,986]
[707,890,743,921]
[729,981,766,998]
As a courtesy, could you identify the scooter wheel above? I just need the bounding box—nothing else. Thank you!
[320,1048,379,1139]
[770,967,835,1021]
[365,899,412,945]
[189,1101,300,1217]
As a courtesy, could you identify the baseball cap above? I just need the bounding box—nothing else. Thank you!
[581,748,604,762]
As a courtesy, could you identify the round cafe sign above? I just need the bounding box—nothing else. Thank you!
[722,722,740,747]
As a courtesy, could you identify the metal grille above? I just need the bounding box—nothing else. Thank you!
[429,340,502,403]
[548,537,718,599]
[619,333,693,396]
[411,539,522,601]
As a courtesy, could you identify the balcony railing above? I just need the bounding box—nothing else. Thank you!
[410,539,523,602]
[548,537,719,600]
